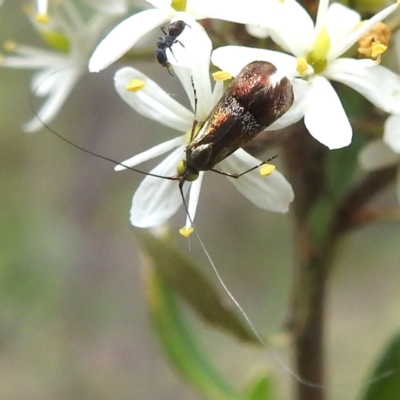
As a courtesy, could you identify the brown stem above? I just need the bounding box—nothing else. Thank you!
[282,122,329,400]
[331,166,397,236]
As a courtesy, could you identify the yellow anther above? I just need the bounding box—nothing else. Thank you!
[296,57,309,76]
[371,44,387,58]
[171,0,186,11]
[3,41,17,52]
[179,226,194,238]
[279,0,284,3]
[212,71,232,82]
[35,13,50,24]
[260,164,276,176]
[357,22,391,59]
[126,79,145,92]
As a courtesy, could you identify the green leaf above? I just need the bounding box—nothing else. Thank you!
[242,373,274,400]
[145,265,245,400]
[138,231,257,343]
[360,332,400,400]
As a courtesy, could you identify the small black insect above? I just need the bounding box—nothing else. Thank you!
[155,20,190,76]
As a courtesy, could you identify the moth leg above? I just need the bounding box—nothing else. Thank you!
[210,156,277,179]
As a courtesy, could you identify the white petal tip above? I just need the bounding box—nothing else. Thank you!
[114,165,126,171]
[88,62,100,73]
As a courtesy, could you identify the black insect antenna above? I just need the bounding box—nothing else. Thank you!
[29,70,176,181]
[189,76,199,142]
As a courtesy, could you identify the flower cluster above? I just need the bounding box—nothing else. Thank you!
[2,0,400,230]
[0,0,127,132]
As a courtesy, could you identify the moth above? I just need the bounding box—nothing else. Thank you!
[175,60,294,188]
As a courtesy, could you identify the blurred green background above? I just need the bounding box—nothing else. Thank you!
[1,2,400,399]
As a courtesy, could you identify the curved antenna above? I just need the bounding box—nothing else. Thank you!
[28,71,177,181]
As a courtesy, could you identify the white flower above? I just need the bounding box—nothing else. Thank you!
[88,0,278,72]
[212,0,400,150]
[0,2,123,132]
[113,16,294,228]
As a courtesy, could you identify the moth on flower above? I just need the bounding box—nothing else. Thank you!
[113,16,295,232]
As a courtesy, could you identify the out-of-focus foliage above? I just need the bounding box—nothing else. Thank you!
[361,331,400,400]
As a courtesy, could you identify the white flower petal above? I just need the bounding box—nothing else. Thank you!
[146,0,172,9]
[84,0,128,14]
[89,8,172,72]
[210,80,224,109]
[167,14,212,67]
[115,136,184,171]
[174,61,213,121]
[190,0,277,24]
[30,69,59,97]
[304,76,352,149]
[329,2,398,60]
[326,3,360,47]
[212,46,299,78]
[37,0,48,15]
[130,146,189,227]
[358,139,399,171]
[314,0,330,36]
[23,69,81,132]
[185,172,204,229]
[114,67,193,132]
[326,59,400,114]
[245,24,269,39]
[267,78,310,131]
[167,15,213,119]
[265,0,314,56]
[384,115,400,154]
[219,149,294,212]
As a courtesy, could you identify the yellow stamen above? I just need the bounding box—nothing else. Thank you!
[126,79,145,92]
[260,164,275,176]
[357,22,391,60]
[212,71,232,82]
[179,226,194,238]
[279,0,284,3]
[296,57,309,76]
[3,41,17,52]
[35,13,50,24]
